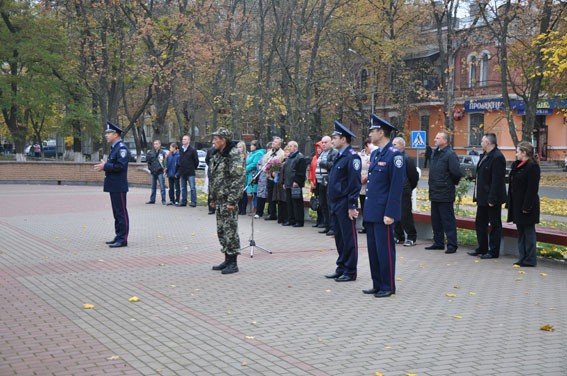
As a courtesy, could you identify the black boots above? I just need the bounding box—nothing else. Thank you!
[212,254,239,274]
[212,253,228,271]
[221,254,239,274]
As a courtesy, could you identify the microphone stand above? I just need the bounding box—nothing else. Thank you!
[240,153,277,258]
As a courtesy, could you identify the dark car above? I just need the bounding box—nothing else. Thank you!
[458,155,480,181]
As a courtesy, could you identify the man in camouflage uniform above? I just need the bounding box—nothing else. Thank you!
[209,128,245,274]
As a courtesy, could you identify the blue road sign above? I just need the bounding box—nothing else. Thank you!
[411,131,427,149]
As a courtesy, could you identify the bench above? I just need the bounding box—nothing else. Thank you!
[413,211,567,257]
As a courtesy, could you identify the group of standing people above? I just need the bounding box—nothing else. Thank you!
[145,135,200,207]
[96,113,543,280]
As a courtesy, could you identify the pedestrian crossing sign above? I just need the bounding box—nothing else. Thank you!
[411,131,427,149]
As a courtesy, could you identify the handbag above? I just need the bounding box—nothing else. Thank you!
[291,187,302,199]
[309,195,320,211]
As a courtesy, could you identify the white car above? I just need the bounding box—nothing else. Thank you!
[197,150,207,170]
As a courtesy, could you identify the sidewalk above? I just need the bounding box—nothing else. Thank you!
[0,184,565,375]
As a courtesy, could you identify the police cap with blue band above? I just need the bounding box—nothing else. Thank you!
[331,120,356,139]
[369,114,397,133]
[105,121,123,135]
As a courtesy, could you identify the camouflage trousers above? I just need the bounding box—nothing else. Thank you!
[216,204,241,255]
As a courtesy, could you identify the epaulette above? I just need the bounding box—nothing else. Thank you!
[349,149,357,155]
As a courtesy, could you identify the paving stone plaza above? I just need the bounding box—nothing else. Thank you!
[1,184,565,375]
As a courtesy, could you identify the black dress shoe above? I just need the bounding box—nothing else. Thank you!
[208,211,215,214]
[325,272,341,279]
[145,201,155,204]
[520,263,536,267]
[312,223,320,227]
[189,203,197,207]
[282,222,292,226]
[264,217,277,221]
[318,228,329,234]
[335,274,356,282]
[467,251,485,256]
[374,290,394,298]
[445,249,457,254]
[108,241,127,248]
[362,288,378,294]
[178,203,187,207]
[105,239,117,245]
[292,223,304,227]
[358,228,367,234]
[480,253,497,259]
[326,230,335,236]
[425,244,444,250]
[316,224,326,228]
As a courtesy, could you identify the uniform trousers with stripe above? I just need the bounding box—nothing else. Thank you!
[330,208,358,277]
[110,192,129,243]
[366,221,396,292]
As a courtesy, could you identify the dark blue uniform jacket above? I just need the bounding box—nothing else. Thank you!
[327,145,361,212]
[363,141,405,222]
[103,140,129,192]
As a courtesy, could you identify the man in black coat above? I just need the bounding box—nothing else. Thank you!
[426,131,462,254]
[392,137,420,246]
[177,135,199,207]
[468,133,507,259]
[282,140,307,227]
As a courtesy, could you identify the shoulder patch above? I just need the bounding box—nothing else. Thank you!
[394,155,404,168]
[353,159,361,171]
[350,149,357,155]
[120,149,127,159]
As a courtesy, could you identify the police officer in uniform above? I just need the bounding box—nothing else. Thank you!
[362,115,405,297]
[324,121,362,282]
[94,122,130,248]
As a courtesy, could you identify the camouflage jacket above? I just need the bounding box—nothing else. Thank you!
[209,141,245,205]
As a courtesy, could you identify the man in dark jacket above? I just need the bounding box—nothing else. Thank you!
[426,131,462,254]
[468,133,507,259]
[316,135,338,235]
[282,140,307,227]
[146,140,167,205]
[177,135,199,207]
[392,137,419,246]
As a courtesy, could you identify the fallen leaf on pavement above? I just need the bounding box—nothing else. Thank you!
[107,355,120,360]
[446,293,457,298]
[469,292,476,296]
[375,372,384,376]
[82,303,94,309]
[513,264,520,268]
[453,315,462,319]
[245,336,255,339]
[128,296,140,302]
[518,270,526,274]
[540,324,554,332]
[540,273,548,277]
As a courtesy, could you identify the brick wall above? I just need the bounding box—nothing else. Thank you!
[0,161,152,186]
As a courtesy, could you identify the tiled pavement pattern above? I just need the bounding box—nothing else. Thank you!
[0,184,565,376]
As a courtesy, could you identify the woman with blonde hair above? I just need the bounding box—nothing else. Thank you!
[507,141,540,267]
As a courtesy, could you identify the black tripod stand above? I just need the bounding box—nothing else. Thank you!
[240,164,273,258]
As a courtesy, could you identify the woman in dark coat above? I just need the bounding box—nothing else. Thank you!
[507,141,541,267]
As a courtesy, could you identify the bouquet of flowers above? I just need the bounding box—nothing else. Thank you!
[265,158,282,175]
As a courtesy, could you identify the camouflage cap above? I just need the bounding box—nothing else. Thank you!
[211,127,232,140]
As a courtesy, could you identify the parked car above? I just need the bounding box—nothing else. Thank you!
[458,155,480,181]
[197,149,207,170]
[459,154,511,183]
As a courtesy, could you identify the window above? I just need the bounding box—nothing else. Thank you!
[468,54,477,88]
[360,68,368,93]
[479,51,490,87]
[469,113,484,146]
